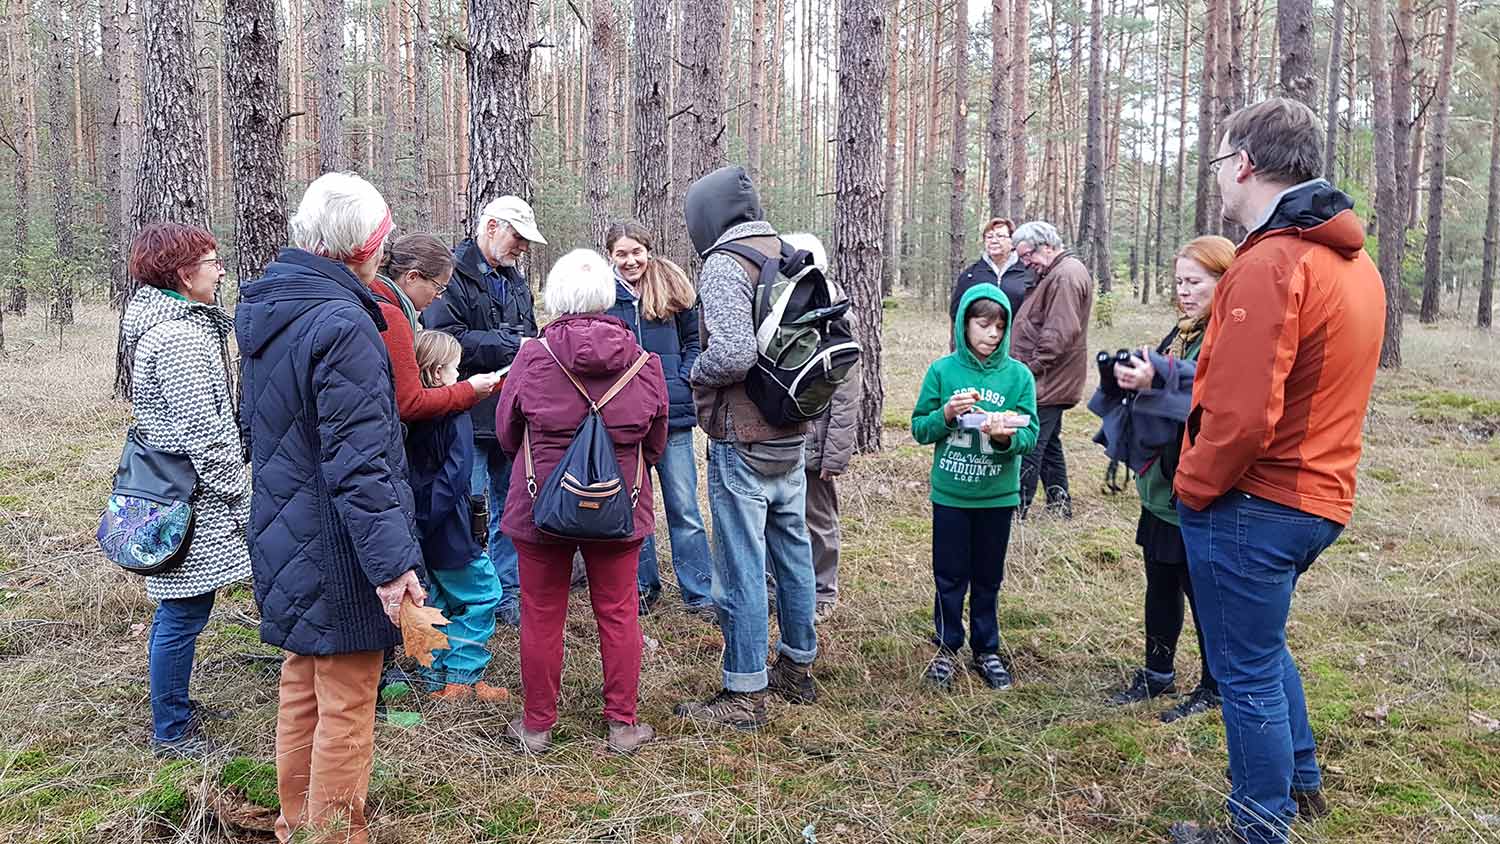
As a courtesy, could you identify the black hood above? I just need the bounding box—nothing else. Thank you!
[1253,179,1355,238]
[684,165,764,257]
[235,248,386,358]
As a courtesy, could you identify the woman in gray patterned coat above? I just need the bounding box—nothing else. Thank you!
[121,222,251,758]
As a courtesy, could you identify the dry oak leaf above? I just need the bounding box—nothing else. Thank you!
[400,597,451,667]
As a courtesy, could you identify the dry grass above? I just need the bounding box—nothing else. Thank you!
[0,297,1497,843]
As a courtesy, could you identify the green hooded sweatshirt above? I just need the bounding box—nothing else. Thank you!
[911,283,1040,509]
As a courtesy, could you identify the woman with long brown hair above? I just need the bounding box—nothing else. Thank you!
[602,220,714,617]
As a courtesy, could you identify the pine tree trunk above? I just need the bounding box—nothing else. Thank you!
[747,0,765,182]
[584,0,612,248]
[1368,0,1402,367]
[1480,76,1499,329]
[1194,0,1219,235]
[670,0,726,270]
[987,0,1010,218]
[413,0,432,229]
[1417,0,1456,325]
[45,0,77,326]
[1277,0,1316,107]
[467,0,533,226]
[1174,0,1188,249]
[381,0,399,199]
[1217,0,1242,241]
[880,13,900,296]
[948,3,968,281]
[631,0,669,240]
[1077,0,1108,287]
[1392,0,1413,227]
[835,0,886,453]
[1009,0,1028,219]
[6,0,32,317]
[316,0,345,170]
[101,0,129,308]
[1322,0,1344,180]
[224,0,288,283]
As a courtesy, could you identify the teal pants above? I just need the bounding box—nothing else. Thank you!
[420,554,501,689]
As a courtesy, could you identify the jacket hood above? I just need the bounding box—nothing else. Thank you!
[613,274,640,306]
[1246,180,1365,258]
[452,238,493,285]
[685,165,764,257]
[235,248,387,358]
[953,282,1014,370]
[541,313,640,378]
[121,286,233,364]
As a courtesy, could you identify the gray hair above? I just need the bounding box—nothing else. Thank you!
[472,215,512,241]
[544,249,617,315]
[1011,221,1064,251]
[1222,97,1324,186]
[289,172,389,259]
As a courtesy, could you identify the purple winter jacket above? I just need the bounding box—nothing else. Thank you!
[495,312,669,546]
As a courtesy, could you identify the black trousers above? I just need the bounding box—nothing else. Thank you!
[931,502,1015,654]
[1144,558,1218,693]
[1019,405,1070,511]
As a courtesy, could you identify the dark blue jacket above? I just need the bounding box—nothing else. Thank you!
[405,411,483,570]
[235,249,424,656]
[603,275,701,430]
[421,239,538,442]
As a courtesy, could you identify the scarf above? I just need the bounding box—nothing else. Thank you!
[1171,312,1209,359]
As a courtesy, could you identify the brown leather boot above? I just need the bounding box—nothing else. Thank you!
[606,721,657,754]
[506,717,552,754]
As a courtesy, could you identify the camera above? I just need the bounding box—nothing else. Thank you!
[1097,349,1142,398]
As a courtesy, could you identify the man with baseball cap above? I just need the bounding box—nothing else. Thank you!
[422,195,547,627]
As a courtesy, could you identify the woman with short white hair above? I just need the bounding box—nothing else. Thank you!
[235,171,427,844]
[494,248,670,755]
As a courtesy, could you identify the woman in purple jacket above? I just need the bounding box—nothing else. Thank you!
[495,249,669,756]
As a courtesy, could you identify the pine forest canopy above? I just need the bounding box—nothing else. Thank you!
[0,0,1497,368]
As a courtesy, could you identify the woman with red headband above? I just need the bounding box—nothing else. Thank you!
[235,172,425,844]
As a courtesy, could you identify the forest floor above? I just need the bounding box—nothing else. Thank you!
[0,294,1497,844]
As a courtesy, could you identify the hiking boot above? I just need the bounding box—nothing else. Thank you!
[638,586,662,616]
[472,681,510,704]
[1167,821,1246,843]
[505,717,552,754]
[1158,685,1219,723]
[606,720,657,754]
[187,698,231,723]
[1221,767,1330,820]
[684,603,719,626]
[1045,487,1074,520]
[767,656,817,704]
[496,600,521,628]
[971,652,1014,691]
[1108,669,1177,706]
[813,600,836,624]
[152,731,220,761]
[924,651,959,691]
[674,689,768,731]
[429,683,474,703]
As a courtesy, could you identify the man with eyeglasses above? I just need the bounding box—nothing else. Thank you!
[1167,98,1385,844]
[422,195,548,627]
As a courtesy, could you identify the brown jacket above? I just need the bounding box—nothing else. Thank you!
[1010,251,1094,408]
[805,364,862,474]
[1175,192,1385,525]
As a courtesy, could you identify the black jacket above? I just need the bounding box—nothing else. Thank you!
[420,239,538,441]
[950,256,1033,345]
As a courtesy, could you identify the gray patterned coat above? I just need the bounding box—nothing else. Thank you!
[121,286,252,601]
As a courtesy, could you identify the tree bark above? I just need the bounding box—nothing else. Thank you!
[1368,0,1402,367]
[1077,0,1109,290]
[1417,0,1456,325]
[6,0,33,317]
[467,0,533,227]
[584,0,613,248]
[1174,0,1188,249]
[1194,0,1220,234]
[413,0,432,228]
[1009,0,1028,218]
[381,0,399,198]
[1277,0,1316,107]
[835,0,886,454]
[880,14,900,296]
[1392,0,1413,228]
[670,0,726,270]
[747,0,766,182]
[134,0,210,228]
[316,0,345,171]
[948,2,969,281]
[987,0,1011,218]
[1480,76,1499,329]
[45,0,76,326]
[101,0,129,308]
[631,0,669,240]
[1322,0,1344,180]
[224,0,288,283]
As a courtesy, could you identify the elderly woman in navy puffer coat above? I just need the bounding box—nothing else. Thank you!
[236,172,427,844]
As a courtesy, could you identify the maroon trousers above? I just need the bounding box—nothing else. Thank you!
[514,538,644,731]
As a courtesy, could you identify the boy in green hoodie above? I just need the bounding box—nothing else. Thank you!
[910,283,1040,690]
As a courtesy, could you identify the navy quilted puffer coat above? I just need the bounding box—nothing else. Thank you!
[236,249,425,655]
[602,275,700,431]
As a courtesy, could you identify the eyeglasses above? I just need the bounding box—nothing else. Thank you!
[1209,149,1251,175]
[192,257,225,271]
[423,275,449,295]
[1015,246,1035,261]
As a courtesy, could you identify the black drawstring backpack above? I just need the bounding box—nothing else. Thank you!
[523,340,650,541]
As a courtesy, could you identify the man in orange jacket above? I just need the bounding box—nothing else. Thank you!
[1168,99,1386,844]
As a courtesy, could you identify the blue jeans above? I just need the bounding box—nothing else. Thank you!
[705,439,818,692]
[148,591,216,744]
[638,429,714,608]
[420,554,501,689]
[1178,492,1342,844]
[471,440,519,607]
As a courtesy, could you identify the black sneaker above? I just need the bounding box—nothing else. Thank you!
[1045,486,1074,520]
[1159,685,1220,723]
[767,656,817,704]
[674,689,768,731]
[496,599,521,628]
[1108,669,1177,706]
[970,652,1014,690]
[924,651,959,691]
[152,731,220,761]
[1167,821,1246,843]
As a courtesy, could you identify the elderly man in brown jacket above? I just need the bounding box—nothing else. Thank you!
[1009,220,1095,519]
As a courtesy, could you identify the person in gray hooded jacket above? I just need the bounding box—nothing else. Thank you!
[673,165,820,731]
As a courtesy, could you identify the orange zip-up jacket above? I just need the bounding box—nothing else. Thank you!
[1174,184,1386,525]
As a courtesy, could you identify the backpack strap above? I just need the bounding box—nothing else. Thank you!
[709,242,783,327]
